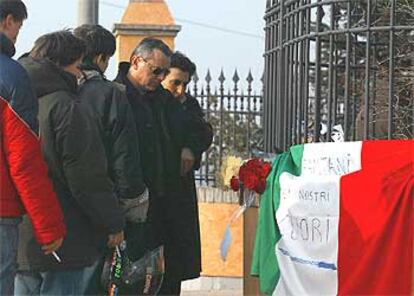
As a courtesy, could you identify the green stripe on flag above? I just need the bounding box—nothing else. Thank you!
[251,145,304,295]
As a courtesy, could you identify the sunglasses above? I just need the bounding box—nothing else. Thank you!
[171,79,189,87]
[140,57,170,77]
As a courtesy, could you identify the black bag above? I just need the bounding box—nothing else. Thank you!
[101,241,164,296]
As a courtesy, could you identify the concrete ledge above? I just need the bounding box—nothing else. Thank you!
[182,276,242,292]
[113,23,181,37]
[197,187,239,204]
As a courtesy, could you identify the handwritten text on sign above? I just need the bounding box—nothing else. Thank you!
[278,173,339,246]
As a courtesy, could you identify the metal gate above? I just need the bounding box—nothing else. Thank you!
[263,0,414,152]
[189,70,264,186]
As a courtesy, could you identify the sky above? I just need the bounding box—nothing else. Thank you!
[16,0,266,92]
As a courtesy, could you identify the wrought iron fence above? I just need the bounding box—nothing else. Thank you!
[189,70,264,186]
[263,0,414,152]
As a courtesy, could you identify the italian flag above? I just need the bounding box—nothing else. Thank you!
[251,140,414,295]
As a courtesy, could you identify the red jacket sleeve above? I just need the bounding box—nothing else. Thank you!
[1,97,66,244]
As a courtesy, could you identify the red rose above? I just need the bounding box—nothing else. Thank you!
[230,176,240,191]
[246,159,261,171]
[238,164,248,181]
[242,171,260,191]
[254,180,267,194]
[261,162,272,179]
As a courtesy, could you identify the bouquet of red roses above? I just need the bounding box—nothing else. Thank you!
[221,158,272,261]
[230,158,272,194]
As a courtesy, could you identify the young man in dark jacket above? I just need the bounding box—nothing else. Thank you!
[161,51,214,290]
[15,30,125,295]
[115,38,210,295]
[162,51,213,168]
[162,52,213,280]
[0,2,66,295]
[74,24,148,293]
[75,24,147,203]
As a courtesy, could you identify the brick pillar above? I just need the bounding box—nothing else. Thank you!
[113,0,181,63]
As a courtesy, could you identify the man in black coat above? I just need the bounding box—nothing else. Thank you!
[15,31,125,295]
[75,24,147,202]
[161,50,214,281]
[74,24,149,294]
[114,38,206,295]
[162,51,213,170]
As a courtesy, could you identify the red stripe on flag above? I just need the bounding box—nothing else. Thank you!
[361,139,414,166]
[338,142,413,295]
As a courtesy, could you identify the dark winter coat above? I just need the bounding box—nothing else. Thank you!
[163,93,213,281]
[17,57,125,271]
[181,93,213,169]
[78,65,146,199]
[114,63,208,280]
[114,63,179,199]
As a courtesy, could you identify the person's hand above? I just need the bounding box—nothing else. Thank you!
[181,147,195,176]
[107,231,124,248]
[42,237,64,255]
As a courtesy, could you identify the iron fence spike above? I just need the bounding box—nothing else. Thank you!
[246,70,254,84]
[205,70,212,83]
[218,69,226,83]
[192,71,199,83]
[232,69,240,83]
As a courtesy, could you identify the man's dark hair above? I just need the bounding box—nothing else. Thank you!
[30,30,85,67]
[130,37,172,61]
[73,24,116,61]
[0,0,27,22]
[170,51,196,77]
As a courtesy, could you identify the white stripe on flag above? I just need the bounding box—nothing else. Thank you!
[275,173,340,295]
[273,142,363,295]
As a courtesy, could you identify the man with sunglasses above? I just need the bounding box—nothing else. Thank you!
[115,38,207,295]
[114,40,173,251]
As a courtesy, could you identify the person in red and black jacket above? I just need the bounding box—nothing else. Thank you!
[0,1,66,295]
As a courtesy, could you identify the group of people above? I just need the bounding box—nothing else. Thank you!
[0,0,213,295]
